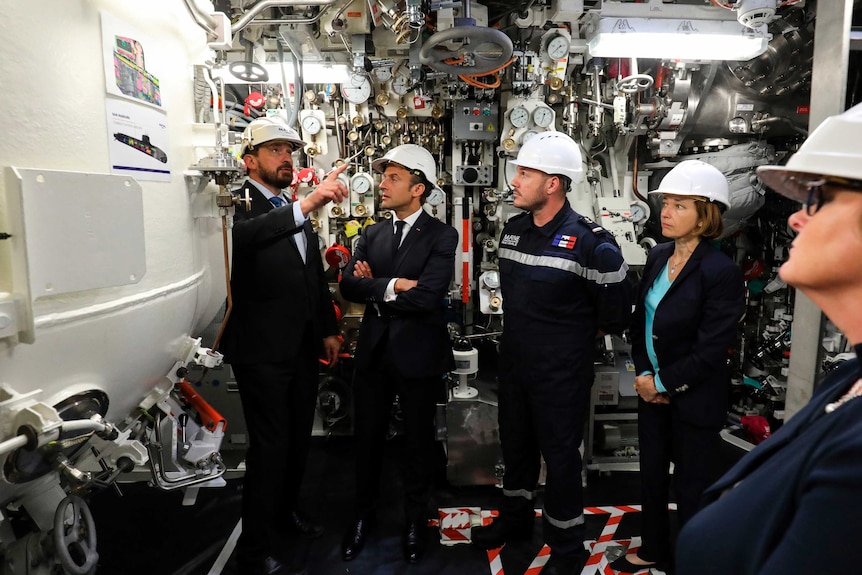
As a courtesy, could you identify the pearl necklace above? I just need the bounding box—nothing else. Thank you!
[825,378,862,413]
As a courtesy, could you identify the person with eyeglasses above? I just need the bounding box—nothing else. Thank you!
[610,160,745,575]
[220,115,348,575]
[675,102,862,575]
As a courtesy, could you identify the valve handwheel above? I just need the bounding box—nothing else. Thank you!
[419,26,513,76]
[617,74,654,94]
[53,495,99,575]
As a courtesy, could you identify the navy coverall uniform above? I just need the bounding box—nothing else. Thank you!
[496,200,632,556]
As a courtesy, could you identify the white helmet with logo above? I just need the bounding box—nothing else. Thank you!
[240,116,305,156]
[757,102,862,202]
[649,159,731,211]
[509,131,584,184]
[371,144,437,185]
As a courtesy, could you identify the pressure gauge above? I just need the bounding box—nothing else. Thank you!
[341,73,372,104]
[629,201,650,224]
[546,34,571,61]
[391,74,413,96]
[532,106,554,128]
[483,270,500,289]
[509,106,529,128]
[350,172,374,196]
[521,130,539,144]
[372,66,393,83]
[427,187,445,207]
[301,115,322,136]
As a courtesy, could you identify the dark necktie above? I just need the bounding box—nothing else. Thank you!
[269,195,285,208]
[392,220,405,257]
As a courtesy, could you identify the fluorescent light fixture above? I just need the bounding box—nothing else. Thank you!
[586,16,772,61]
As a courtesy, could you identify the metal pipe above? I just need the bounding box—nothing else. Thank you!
[146,413,226,491]
[231,0,339,35]
[0,435,28,457]
[181,0,219,36]
[212,211,233,352]
[202,68,223,149]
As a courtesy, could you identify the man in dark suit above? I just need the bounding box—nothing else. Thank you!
[219,116,348,575]
[338,144,458,564]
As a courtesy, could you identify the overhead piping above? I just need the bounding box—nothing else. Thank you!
[181,0,219,36]
[231,0,339,35]
[182,0,338,38]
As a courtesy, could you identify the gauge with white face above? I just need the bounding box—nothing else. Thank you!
[532,106,554,128]
[546,34,570,61]
[427,187,445,207]
[350,172,374,196]
[301,115,322,135]
[521,130,539,144]
[391,74,413,96]
[483,270,500,289]
[372,66,393,83]
[629,201,650,224]
[509,106,529,128]
[341,73,372,104]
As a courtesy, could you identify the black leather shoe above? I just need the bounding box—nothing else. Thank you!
[341,516,376,561]
[544,551,588,575]
[470,516,533,550]
[403,520,427,563]
[288,510,324,538]
[237,555,286,575]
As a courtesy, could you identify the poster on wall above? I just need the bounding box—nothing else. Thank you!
[106,98,171,182]
[100,11,166,110]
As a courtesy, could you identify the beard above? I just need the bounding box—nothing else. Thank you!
[259,162,294,189]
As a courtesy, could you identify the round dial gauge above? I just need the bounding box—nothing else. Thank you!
[532,106,554,128]
[509,106,529,128]
[427,187,445,207]
[350,173,374,195]
[341,73,372,104]
[391,74,413,96]
[629,202,650,224]
[372,66,393,83]
[546,34,570,61]
[521,130,539,144]
[301,115,322,135]
[483,270,500,289]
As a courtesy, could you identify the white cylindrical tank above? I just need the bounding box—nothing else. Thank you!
[0,0,228,508]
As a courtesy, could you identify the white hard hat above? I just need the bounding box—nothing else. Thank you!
[649,160,731,211]
[757,102,862,202]
[371,144,437,185]
[509,131,584,184]
[240,116,305,156]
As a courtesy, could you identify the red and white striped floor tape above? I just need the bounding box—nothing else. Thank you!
[438,504,677,574]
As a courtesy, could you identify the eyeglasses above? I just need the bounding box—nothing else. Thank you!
[804,182,828,216]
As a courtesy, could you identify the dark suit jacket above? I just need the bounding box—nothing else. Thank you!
[677,354,862,575]
[339,210,458,378]
[630,240,745,427]
[220,181,338,365]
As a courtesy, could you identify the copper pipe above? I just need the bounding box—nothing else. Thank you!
[212,213,233,352]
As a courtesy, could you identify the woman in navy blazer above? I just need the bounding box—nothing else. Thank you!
[676,102,862,575]
[612,161,745,573]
